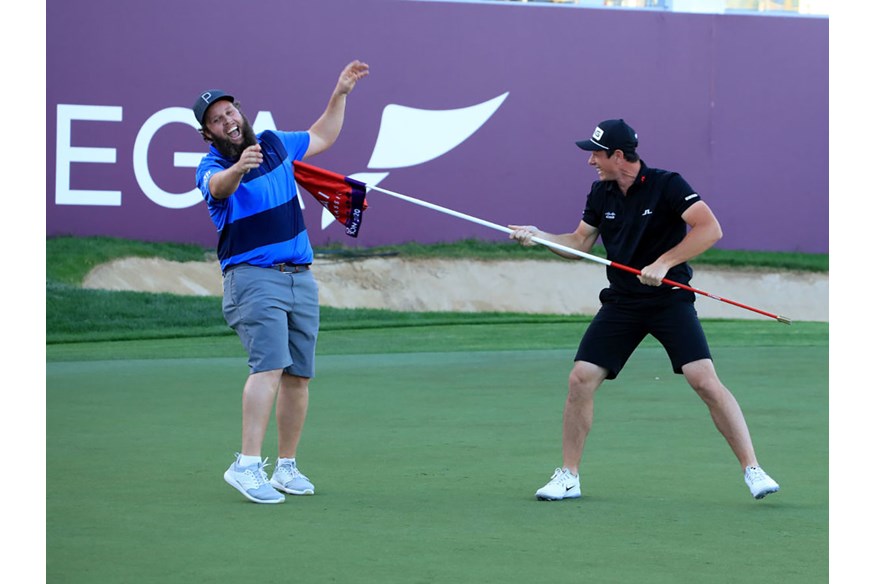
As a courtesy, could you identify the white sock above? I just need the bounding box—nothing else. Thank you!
[237,454,261,467]
[277,457,296,467]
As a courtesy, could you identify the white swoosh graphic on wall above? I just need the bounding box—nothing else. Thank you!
[366,92,509,169]
[314,92,509,232]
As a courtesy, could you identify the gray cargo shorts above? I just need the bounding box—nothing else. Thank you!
[222,264,319,377]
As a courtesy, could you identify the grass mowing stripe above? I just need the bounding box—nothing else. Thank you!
[47,342,827,584]
[46,319,827,362]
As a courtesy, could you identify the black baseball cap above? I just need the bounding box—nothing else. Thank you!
[575,119,638,153]
[193,89,235,126]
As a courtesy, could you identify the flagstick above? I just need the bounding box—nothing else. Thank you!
[370,186,611,265]
[368,185,790,324]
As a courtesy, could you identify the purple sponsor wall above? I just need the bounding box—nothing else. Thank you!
[46,0,827,253]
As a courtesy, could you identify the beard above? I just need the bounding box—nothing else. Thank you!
[209,115,258,160]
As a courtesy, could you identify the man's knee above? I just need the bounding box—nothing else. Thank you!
[247,368,284,391]
[682,359,728,400]
[280,372,310,392]
[568,361,605,397]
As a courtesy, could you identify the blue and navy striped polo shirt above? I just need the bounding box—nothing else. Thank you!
[196,130,311,271]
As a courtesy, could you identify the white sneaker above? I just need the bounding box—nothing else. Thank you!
[270,460,315,495]
[744,466,780,499]
[535,467,581,501]
[223,456,285,504]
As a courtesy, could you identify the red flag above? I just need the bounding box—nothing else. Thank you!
[293,160,368,237]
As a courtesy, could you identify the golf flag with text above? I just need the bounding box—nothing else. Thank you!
[293,160,368,237]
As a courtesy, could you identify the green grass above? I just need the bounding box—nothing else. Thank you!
[46,318,827,363]
[45,236,829,583]
[47,342,828,584]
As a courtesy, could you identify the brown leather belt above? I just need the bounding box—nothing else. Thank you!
[270,263,311,273]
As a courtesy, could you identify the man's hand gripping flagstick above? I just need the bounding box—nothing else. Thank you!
[293,161,791,324]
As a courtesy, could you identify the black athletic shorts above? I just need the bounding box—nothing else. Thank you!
[575,288,711,380]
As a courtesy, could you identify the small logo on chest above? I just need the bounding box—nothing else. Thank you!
[642,209,653,216]
[605,211,616,220]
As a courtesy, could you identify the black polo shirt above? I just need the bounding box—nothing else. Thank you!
[582,161,702,298]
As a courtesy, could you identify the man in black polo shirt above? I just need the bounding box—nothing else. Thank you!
[508,119,780,502]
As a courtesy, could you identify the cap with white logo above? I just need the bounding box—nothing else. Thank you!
[575,119,638,153]
[193,89,235,126]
